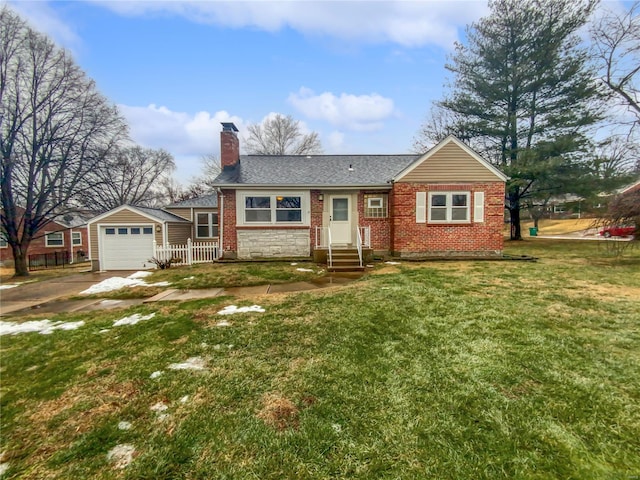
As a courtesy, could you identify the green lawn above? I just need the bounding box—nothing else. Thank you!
[1,240,639,479]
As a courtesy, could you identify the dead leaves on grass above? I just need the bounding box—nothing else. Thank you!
[256,392,317,432]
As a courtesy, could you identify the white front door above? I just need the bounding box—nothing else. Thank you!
[329,196,351,245]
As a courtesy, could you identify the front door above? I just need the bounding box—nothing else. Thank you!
[330,195,351,245]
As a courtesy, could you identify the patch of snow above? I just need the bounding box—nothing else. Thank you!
[128,271,152,279]
[100,299,123,306]
[150,402,168,413]
[180,395,189,404]
[80,273,170,295]
[183,276,195,280]
[290,262,298,266]
[99,329,110,334]
[385,261,401,265]
[0,283,20,290]
[0,462,8,476]
[213,344,222,350]
[149,371,163,379]
[0,320,84,336]
[118,421,132,430]
[296,268,314,272]
[113,313,155,327]
[107,444,135,469]
[168,357,206,371]
[366,264,374,268]
[217,305,265,315]
[215,320,231,327]
[157,413,169,422]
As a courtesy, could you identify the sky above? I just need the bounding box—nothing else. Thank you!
[5,0,632,183]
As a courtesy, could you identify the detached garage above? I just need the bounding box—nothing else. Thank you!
[87,205,191,271]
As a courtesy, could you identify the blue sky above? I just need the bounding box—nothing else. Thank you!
[5,0,631,183]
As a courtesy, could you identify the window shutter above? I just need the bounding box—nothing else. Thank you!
[416,192,426,223]
[474,192,485,223]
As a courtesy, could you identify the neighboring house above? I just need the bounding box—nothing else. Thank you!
[213,122,507,265]
[0,207,89,267]
[620,179,640,196]
[86,196,218,271]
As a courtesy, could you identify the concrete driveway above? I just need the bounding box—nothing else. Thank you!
[0,271,137,316]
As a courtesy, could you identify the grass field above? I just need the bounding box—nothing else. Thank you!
[1,240,639,479]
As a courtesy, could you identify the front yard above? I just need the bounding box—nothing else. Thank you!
[1,240,639,479]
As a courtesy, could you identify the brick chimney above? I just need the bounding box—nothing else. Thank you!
[220,122,239,169]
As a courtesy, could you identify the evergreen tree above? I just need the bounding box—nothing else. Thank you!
[434,0,603,239]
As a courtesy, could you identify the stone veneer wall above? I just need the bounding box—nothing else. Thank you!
[237,228,310,258]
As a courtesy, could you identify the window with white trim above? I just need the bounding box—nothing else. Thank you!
[364,194,388,218]
[242,193,305,225]
[72,232,82,245]
[428,192,470,223]
[45,231,64,247]
[196,212,219,238]
[0,232,7,248]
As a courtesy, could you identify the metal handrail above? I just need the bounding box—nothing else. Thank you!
[327,227,333,268]
[356,227,363,267]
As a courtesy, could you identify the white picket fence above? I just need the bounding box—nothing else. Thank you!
[153,238,219,266]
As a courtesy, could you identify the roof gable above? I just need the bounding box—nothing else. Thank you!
[394,136,508,183]
[87,205,189,225]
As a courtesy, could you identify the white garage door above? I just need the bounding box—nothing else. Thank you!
[101,226,155,270]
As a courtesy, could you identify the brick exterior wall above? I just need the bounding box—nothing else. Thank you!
[310,190,324,248]
[391,182,505,257]
[357,191,391,252]
[0,220,88,265]
[221,189,237,257]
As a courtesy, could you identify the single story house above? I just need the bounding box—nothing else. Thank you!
[86,123,507,271]
[213,122,507,268]
[0,208,89,267]
[86,195,218,271]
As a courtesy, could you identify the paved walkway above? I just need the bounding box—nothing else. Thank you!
[0,271,138,316]
[0,271,363,317]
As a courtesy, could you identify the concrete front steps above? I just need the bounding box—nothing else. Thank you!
[328,248,364,272]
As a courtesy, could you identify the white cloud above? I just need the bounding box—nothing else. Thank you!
[288,87,395,132]
[118,104,244,157]
[115,105,247,181]
[7,0,82,51]
[90,0,488,49]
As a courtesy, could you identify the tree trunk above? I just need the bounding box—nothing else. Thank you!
[12,243,30,277]
[508,188,522,240]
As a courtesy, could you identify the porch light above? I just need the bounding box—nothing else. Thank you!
[276,196,284,201]
[318,194,324,201]
[155,225,161,233]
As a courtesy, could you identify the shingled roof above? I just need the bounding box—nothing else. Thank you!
[213,154,420,188]
[165,194,218,208]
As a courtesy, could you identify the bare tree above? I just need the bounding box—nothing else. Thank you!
[82,146,175,211]
[0,6,127,276]
[591,2,640,131]
[245,114,323,155]
[188,153,220,192]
